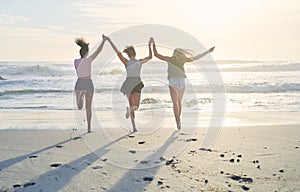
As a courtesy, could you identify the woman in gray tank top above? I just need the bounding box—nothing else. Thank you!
[107,37,153,132]
[152,37,215,130]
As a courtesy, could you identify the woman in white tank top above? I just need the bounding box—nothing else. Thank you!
[107,37,153,132]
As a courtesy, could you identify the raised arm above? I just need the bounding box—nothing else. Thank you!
[107,37,128,65]
[185,47,215,62]
[152,38,171,62]
[89,35,107,61]
[139,38,153,64]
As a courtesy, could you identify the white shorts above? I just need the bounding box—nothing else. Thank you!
[169,77,185,90]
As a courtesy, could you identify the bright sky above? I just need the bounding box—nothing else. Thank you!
[0,0,299,61]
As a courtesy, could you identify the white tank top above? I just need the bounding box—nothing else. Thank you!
[126,59,141,77]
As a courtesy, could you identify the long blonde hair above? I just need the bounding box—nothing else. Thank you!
[172,48,193,62]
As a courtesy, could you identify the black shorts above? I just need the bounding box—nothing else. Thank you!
[75,78,94,94]
[120,77,144,95]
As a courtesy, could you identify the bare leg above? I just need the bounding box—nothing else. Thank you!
[127,92,141,132]
[169,86,185,130]
[177,87,185,121]
[75,90,85,109]
[125,106,130,119]
[85,92,93,133]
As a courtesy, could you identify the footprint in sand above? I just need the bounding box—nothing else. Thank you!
[252,160,259,163]
[199,148,212,152]
[28,155,38,159]
[186,138,198,142]
[129,150,136,154]
[140,160,149,164]
[92,166,103,170]
[143,176,153,182]
[73,136,82,140]
[165,158,181,166]
[179,132,188,135]
[241,185,250,191]
[50,163,62,168]
[23,182,35,188]
[229,175,253,183]
[13,184,21,188]
[257,165,261,169]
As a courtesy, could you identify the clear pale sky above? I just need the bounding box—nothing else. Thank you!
[0,0,299,61]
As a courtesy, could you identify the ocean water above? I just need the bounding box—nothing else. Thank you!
[0,60,299,112]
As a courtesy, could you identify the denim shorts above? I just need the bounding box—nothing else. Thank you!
[168,77,185,90]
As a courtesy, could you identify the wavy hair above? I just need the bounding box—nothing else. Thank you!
[172,48,193,62]
[75,37,89,58]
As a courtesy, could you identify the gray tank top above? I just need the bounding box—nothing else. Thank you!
[126,59,142,77]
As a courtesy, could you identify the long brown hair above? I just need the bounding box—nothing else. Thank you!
[75,37,89,58]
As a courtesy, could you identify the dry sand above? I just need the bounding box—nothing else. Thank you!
[0,110,299,192]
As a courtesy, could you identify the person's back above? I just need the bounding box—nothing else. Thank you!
[107,38,153,132]
[74,57,93,78]
[126,59,142,77]
[74,35,108,133]
[167,57,186,80]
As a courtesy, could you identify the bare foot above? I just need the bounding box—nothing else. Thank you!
[132,127,137,132]
[176,120,181,130]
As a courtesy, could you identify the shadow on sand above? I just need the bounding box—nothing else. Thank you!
[17,133,130,191]
[0,134,80,170]
[8,130,178,191]
[107,131,178,192]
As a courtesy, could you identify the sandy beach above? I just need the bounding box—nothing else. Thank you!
[0,110,299,192]
[1,0,299,191]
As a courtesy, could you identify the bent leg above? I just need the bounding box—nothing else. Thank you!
[130,92,141,110]
[75,90,84,109]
